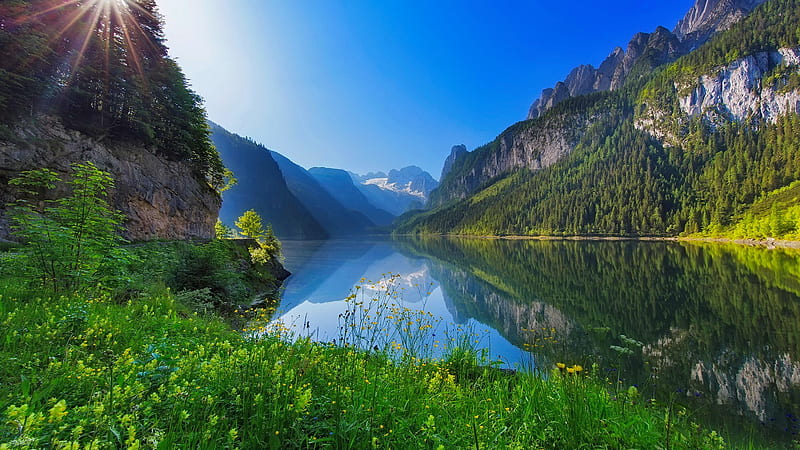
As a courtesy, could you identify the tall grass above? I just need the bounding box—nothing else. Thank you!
[0,270,745,449]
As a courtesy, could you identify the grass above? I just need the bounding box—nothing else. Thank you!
[0,243,739,448]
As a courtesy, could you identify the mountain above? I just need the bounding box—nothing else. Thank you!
[526,0,766,120]
[268,152,376,234]
[307,167,396,226]
[675,0,766,48]
[441,145,468,180]
[210,123,328,240]
[348,166,440,216]
[399,0,800,238]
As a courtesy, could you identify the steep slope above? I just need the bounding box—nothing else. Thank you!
[675,0,766,48]
[526,0,765,121]
[528,27,683,120]
[399,0,800,238]
[440,145,468,180]
[268,152,376,235]
[308,167,395,226]
[210,123,328,240]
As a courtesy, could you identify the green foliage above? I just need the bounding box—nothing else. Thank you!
[235,209,281,263]
[168,240,250,308]
[235,209,265,241]
[7,162,126,292]
[0,0,226,185]
[214,219,235,239]
[0,277,730,448]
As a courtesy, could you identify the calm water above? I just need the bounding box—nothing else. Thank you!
[273,236,800,446]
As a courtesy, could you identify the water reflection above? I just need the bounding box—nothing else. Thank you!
[274,236,800,445]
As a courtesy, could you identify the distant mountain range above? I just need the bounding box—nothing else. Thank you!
[348,166,439,216]
[210,122,438,239]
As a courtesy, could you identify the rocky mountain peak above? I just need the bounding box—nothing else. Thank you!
[441,144,468,180]
[527,0,764,120]
[674,0,766,48]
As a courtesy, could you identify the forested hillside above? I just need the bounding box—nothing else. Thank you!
[398,0,800,238]
[0,0,226,240]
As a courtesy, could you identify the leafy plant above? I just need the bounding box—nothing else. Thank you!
[8,162,126,292]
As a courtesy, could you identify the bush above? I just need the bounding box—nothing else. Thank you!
[7,162,127,293]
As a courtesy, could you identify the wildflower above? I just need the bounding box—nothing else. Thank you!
[573,365,583,373]
[48,400,68,423]
[556,363,566,371]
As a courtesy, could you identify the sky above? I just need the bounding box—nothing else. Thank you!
[158,0,694,178]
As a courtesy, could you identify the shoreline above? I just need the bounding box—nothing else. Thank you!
[396,233,800,249]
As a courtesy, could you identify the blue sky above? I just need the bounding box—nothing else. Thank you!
[158,0,693,178]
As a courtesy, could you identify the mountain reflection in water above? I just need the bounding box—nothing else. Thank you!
[273,236,800,445]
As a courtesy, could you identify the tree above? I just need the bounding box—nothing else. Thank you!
[234,210,281,264]
[235,209,265,241]
[214,219,235,239]
[0,0,227,186]
[8,162,126,292]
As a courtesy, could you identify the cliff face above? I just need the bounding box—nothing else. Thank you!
[678,48,800,124]
[441,145,468,181]
[0,116,220,241]
[637,47,800,142]
[430,112,590,207]
[432,0,771,210]
[674,0,766,48]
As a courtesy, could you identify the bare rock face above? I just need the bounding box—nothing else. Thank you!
[0,116,220,241]
[674,0,766,49]
[638,47,800,142]
[430,113,590,207]
[527,0,765,120]
[678,48,800,124]
[440,144,468,181]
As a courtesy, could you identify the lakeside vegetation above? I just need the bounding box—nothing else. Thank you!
[0,265,734,448]
[0,165,734,448]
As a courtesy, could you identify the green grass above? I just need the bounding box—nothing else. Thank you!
[0,243,739,448]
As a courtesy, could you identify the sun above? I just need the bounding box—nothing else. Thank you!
[18,0,161,82]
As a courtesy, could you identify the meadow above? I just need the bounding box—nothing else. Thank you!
[0,246,733,449]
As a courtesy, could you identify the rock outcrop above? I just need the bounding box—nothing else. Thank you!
[430,113,589,207]
[674,0,766,49]
[678,48,800,124]
[637,47,800,142]
[528,27,683,120]
[0,116,220,241]
[440,144,468,181]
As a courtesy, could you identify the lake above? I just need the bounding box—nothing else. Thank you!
[272,236,800,446]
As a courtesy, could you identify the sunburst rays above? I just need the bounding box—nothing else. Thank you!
[15,0,160,83]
